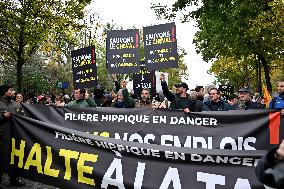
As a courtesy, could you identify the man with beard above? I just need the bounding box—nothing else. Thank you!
[160,74,205,111]
[137,88,153,108]
[0,84,25,187]
[269,78,284,115]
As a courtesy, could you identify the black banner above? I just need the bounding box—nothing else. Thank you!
[21,105,283,151]
[106,29,140,74]
[133,61,156,98]
[71,46,97,89]
[143,23,178,71]
[2,105,283,189]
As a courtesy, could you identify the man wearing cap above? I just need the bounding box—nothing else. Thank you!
[237,88,259,110]
[160,74,205,111]
[195,86,205,101]
[0,84,25,186]
[269,78,284,115]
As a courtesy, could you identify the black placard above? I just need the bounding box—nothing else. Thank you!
[143,23,178,71]
[219,85,234,99]
[133,61,156,98]
[106,29,140,74]
[71,46,97,89]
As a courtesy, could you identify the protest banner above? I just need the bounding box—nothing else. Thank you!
[1,105,282,189]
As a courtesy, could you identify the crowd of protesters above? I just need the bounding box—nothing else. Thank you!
[2,75,283,112]
[1,76,284,187]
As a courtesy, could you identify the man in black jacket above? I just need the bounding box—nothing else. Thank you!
[195,86,205,101]
[237,88,259,110]
[256,139,284,188]
[204,88,231,111]
[0,84,25,187]
[160,74,206,112]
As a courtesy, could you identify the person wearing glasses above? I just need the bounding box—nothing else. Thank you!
[204,88,231,111]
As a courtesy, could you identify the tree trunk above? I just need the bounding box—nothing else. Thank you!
[256,57,262,94]
[258,54,272,93]
[16,59,24,93]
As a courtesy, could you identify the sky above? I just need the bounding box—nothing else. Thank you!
[90,0,216,89]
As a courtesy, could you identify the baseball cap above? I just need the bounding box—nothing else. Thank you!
[174,82,189,90]
[238,88,250,93]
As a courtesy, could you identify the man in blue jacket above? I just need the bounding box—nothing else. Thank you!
[269,78,284,115]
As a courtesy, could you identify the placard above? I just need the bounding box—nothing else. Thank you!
[143,23,178,71]
[133,61,156,98]
[71,46,97,89]
[106,29,140,74]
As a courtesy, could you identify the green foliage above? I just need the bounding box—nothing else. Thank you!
[152,0,284,93]
[0,0,189,94]
[2,58,73,96]
[0,0,91,92]
[92,38,115,92]
[209,56,257,90]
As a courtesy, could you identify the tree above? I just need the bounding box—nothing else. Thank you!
[0,0,91,92]
[2,55,73,96]
[209,56,257,90]
[152,0,284,92]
